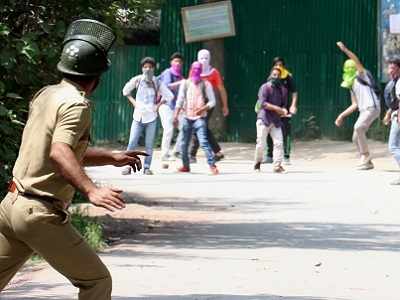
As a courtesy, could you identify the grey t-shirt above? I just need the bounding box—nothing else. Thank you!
[351,71,380,111]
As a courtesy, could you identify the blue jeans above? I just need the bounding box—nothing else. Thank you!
[181,118,215,168]
[389,114,400,167]
[127,119,157,169]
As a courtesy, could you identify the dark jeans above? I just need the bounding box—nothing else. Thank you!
[267,117,291,159]
[190,109,221,158]
[182,118,215,167]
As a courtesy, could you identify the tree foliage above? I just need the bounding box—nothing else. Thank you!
[0,0,163,196]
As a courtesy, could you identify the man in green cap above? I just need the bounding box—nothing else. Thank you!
[0,19,146,299]
[335,41,381,170]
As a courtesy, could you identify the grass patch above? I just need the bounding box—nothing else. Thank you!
[70,207,106,252]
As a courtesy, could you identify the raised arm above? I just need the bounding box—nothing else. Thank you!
[336,41,365,74]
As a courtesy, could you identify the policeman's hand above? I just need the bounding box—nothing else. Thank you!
[88,187,126,212]
[335,115,344,127]
[112,151,148,172]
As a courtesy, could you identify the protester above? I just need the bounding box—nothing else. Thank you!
[121,56,173,175]
[264,57,298,165]
[189,49,228,163]
[383,58,400,184]
[158,52,184,168]
[254,67,289,173]
[335,41,381,170]
[173,62,219,175]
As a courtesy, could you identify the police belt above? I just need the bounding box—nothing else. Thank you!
[8,180,58,204]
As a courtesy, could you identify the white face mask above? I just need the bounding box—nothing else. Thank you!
[142,67,154,82]
[197,49,211,74]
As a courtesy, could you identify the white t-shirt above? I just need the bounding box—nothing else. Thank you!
[351,71,380,112]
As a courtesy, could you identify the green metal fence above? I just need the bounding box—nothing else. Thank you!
[92,0,201,143]
[91,0,379,144]
[225,0,378,141]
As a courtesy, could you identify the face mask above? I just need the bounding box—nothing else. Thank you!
[269,77,281,86]
[197,49,211,74]
[142,67,154,82]
[170,62,182,77]
[341,59,357,89]
[190,62,202,83]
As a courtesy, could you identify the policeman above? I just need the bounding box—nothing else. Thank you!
[0,19,146,299]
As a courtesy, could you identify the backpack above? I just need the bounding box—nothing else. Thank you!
[356,70,383,104]
[384,78,399,110]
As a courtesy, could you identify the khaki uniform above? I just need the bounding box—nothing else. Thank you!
[0,79,112,299]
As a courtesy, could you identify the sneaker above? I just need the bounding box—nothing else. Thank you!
[254,162,261,171]
[190,156,197,164]
[121,166,131,175]
[177,166,190,173]
[143,169,154,175]
[263,156,273,164]
[210,165,219,175]
[390,177,400,185]
[162,154,175,162]
[283,157,291,165]
[273,165,286,173]
[356,161,374,170]
[214,153,225,162]
[390,178,400,185]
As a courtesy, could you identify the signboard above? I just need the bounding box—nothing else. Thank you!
[181,0,236,43]
[380,0,400,81]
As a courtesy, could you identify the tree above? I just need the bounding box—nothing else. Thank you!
[0,0,164,196]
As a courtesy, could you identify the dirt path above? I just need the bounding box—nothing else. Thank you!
[2,140,400,300]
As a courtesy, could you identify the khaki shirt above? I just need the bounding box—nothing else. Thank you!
[13,79,91,205]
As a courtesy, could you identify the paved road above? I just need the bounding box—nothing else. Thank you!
[2,140,400,300]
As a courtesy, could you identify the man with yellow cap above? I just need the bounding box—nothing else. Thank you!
[335,41,381,170]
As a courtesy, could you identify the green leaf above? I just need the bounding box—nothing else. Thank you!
[0,81,5,96]
[0,23,10,36]
[0,50,17,69]
[5,93,23,100]
[0,105,8,117]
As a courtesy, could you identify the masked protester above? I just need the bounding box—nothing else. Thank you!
[254,67,289,173]
[0,19,148,299]
[382,58,400,184]
[158,52,184,168]
[335,41,381,170]
[188,49,228,163]
[263,56,298,165]
[173,62,219,175]
[121,56,174,175]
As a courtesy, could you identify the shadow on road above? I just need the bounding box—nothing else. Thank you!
[101,217,400,257]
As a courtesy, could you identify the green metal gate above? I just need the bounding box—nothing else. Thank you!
[91,0,378,144]
[225,0,378,141]
[91,0,201,143]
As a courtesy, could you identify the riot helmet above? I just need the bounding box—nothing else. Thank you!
[57,19,116,76]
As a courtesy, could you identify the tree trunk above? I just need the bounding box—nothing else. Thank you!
[202,0,226,140]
